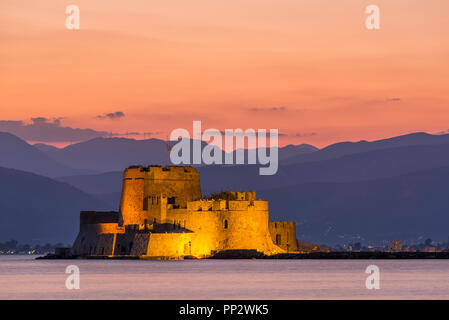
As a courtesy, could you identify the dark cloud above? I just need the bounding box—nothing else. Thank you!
[218,130,257,136]
[275,132,287,137]
[113,131,163,138]
[436,129,449,135]
[0,118,110,143]
[120,132,140,136]
[143,131,162,136]
[0,120,23,126]
[295,132,317,137]
[96,111,125,120]
[215,130,286,137]
[248,106,288,112]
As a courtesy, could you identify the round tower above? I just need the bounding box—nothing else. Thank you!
[119,166,145,225]
[119,165,201,226]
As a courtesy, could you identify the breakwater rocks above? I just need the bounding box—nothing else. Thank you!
[266,251,449,259]
[37,249,449,260]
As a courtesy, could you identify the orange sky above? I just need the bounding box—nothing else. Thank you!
[1,0,449,147]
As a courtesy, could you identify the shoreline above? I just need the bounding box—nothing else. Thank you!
[36,251,449,260]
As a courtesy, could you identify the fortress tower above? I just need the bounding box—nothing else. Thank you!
[119,165,201,225]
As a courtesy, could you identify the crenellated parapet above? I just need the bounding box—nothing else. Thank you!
[123,165,199,180]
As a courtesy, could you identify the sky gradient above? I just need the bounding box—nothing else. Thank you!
[1,0,449,147]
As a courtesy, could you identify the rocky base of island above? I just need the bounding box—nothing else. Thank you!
[37,248,449,260]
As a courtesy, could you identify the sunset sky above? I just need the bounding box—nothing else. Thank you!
[1,0,448,147]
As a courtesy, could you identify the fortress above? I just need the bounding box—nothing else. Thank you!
[71,165,298,259]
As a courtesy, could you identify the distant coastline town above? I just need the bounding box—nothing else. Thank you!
[2,239,448,256]
[0,240,69,255]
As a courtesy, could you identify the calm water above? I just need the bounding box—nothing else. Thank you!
[0,255,448,299]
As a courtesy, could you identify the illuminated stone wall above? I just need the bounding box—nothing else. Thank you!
[95,234,115,255]
[71,221,124,256]
[146,233,196,258]
[268,221,298,252]
[150,197,285,257]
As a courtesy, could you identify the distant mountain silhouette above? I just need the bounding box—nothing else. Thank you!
[0,166,112,244]
[6,131,449,176]
[57,171,123,195]
[39,137,318,173]
[4,130,449,245]
[259,166,449,245]
[282,132,449,164]
[196,142,449,194]
[40,137,224,172]
[278,144,319,161]
[33,143,61,153]
[42,137,168,172]
[94,192,122,209]
[57,140,449,197]
[0,132,89,177]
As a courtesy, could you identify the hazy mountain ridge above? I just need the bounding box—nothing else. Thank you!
[54,133,449,195]
[0,166,112,244]
[260,165,449,244]
[37,138,318,173]
[198,142,449,194]
[0,132,91,177]
[57,171,123,195]
[41,137,169,172]
[3,130,449,244]
[282,132,449,164]
[9,131,448,177]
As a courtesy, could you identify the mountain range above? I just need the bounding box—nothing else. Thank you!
[0,166,110,244]
[0,132,89,177]
[1,130,449,245]
[260,166,449,244]
[33,137,318,173]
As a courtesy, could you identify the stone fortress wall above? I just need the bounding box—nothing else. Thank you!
[268,221,298,252]
[71,165,298,259]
